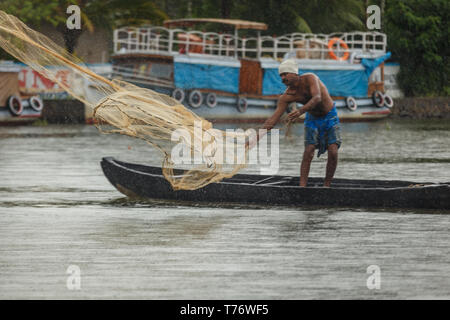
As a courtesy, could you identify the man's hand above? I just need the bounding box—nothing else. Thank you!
[245,129,268,150]
[262,119,276,130]
[288,109,302,121]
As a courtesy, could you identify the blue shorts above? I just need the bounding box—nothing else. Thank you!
[304,104,342,157]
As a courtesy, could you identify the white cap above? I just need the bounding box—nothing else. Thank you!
[278,59,298,75]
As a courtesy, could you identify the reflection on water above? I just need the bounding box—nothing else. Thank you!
[0,119,449,299]
[96,214,228,247]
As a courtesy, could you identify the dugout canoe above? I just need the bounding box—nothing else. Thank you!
[101,157,450,210]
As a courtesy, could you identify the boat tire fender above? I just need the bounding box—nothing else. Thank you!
[372,90,385,108]
[7,95,23,116]
[237,97,247,113]
[346,96,357,111]
[206,93,217,108]
[384,94,394,108]
[188,90,203,108]
[172,88,185,103]
[29,96,44,112]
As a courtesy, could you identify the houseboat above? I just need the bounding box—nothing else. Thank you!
[0,61,44,125]
[111,18,394,123]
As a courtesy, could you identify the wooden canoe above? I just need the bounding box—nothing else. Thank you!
[101,157,450,210]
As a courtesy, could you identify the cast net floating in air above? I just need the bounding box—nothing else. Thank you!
[0,10,257,190]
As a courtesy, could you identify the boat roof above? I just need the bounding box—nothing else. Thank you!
[163,18,268,30]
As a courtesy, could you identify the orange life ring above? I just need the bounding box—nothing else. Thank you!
[328,38,349,61]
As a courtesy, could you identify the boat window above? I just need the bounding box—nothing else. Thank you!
[137,64,149,76]
[149,63,173,80]
[122,64,134,71]
[117,63,135,75]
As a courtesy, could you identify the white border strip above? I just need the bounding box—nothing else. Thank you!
[174,54,241,68]
[259,58,364,71]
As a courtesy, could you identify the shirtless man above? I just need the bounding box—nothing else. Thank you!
[257,59,342,187]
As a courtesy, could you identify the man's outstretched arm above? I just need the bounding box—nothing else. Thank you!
[246,95,289,149]
[262,95,289,130]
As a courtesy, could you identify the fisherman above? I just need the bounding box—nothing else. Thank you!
[253,59,342,187]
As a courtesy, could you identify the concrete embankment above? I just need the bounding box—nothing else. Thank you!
[391,97,450,119]
[40,97,450,124]
[41,99,85,124]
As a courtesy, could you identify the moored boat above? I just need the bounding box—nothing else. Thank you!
[0,61,44,125]
[101,157,450,210]
[111,18,394,123]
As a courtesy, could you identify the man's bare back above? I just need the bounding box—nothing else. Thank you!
[282,73,334,118]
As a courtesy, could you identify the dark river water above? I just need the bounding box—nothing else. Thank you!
[0,119,449,299]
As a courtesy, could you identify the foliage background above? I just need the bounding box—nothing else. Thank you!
[385,0,449,96]
[0,0,448,96]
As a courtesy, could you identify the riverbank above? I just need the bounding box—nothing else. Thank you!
[391,97,450,119]
[41,99,85,124]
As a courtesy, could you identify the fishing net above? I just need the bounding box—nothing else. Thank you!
[0,10,258,190]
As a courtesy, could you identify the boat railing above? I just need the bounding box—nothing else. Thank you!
[113,26,387,61]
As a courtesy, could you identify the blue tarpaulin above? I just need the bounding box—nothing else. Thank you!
[362,52,392,76]
[172,52,391,97]
[174,62,240,94]
[262,52,392,97]
[262,68,370,97]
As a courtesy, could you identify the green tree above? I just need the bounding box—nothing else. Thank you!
[298,0,365,34]
[0,0,168,55]
[385,0,449,96]
[156,0,366,35]
[232,0,301,36]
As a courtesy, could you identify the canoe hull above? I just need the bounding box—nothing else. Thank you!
[101,157,450,210]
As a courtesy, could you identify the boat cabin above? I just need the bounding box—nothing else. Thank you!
[110,19,392,121]
[112,18,388,97]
